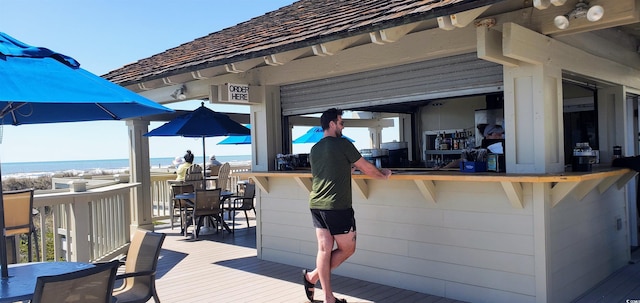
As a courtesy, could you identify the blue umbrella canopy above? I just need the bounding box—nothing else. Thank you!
[218,135,251,145]
[293,126,355,144]
[145,103,250,180]
[145,104,249,138]
[0,32,173,125]
[0,32,174,278]
[218,124,251,145]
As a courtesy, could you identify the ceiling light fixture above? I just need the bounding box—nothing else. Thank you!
[170,84,187,100]
[553,0,604,30]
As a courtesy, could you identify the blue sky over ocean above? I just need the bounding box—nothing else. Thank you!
[0,0,296,163]
[0,0,397,163]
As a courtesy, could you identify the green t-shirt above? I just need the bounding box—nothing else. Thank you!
[309,136,362,210]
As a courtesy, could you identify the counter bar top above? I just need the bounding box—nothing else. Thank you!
[239,166,632,183]
[238,167,635,208]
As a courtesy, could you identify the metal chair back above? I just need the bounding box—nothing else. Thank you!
[32,260,120,303]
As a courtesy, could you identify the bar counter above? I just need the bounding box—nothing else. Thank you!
[239,166,634,208]
[236,166,636,302]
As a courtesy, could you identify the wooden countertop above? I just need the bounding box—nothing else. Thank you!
[238,166,636,208]
[237,166,632,183]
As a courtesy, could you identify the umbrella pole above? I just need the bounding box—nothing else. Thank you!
[0,160,8,278]
[202,137,207,190]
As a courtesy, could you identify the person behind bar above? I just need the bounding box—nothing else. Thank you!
[301,108,392,303]
[480,123,505,153]
[438,123,505,169]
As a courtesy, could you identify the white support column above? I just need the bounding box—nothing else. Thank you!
[599,86,636,247]
[250,85,281,171]
[597,86,627,163]
[248,86,280,259]
[126,119,154,234]
[503,63,565,173]
[532,182,551,303]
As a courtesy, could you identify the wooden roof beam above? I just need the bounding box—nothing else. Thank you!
[224,57,264,73]
[369,23,419,45]
[438,5,491,30]
[263,49,307,66]
[311,37,360,56]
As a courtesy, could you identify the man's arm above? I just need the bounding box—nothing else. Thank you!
[353,157,392,179]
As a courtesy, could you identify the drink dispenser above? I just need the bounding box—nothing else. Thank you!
[572,142,596,172]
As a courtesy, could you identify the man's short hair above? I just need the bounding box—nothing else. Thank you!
[320,108,343,130]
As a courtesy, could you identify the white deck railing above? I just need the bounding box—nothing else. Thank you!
[150,164,252,219]
[21,164,251,264]
[29,183,137,263]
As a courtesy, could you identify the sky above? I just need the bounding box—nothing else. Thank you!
[0,0,397,163]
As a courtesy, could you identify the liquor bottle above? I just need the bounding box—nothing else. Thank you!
[434,132,442,150]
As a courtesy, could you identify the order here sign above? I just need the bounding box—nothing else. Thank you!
[227,83,249,101]
[211,83,262,105]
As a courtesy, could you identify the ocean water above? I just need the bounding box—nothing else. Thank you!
[0,155,251,179]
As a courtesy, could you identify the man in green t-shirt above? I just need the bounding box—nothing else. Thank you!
[302,108,392,303]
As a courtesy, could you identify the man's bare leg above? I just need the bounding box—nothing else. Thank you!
[305,228,356,302]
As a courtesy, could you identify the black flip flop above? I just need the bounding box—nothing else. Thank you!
[334,298,347,303]
[302,269,314,301]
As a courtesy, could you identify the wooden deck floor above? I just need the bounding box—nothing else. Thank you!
[151,215,467,303]
[151,215,640,303]
[571,249,640,303]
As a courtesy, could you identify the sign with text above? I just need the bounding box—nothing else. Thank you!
[210,83,262,105]
[226,83,249,102]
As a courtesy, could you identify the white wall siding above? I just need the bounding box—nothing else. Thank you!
[548,185,628,303]
[256,175,628,303]
[258,177,541,302]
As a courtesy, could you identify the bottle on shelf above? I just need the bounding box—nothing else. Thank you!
[434,132,443,150]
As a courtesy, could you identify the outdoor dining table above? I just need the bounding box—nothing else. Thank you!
[175,190,234,234]
[0,261,94,302]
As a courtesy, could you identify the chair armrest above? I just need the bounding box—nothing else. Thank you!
[116,270,155,280]
[94,259,125,267]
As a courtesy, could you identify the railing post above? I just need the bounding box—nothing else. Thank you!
[69,199,92,262]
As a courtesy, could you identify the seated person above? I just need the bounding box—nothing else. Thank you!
[207,155,222,177]
[207,155,222,169]
[171,156,184,169]
[176,150,195,181]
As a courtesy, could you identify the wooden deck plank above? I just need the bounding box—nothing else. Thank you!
[151,214,468,303]
[153,213,640,303]
[572,250,640,303]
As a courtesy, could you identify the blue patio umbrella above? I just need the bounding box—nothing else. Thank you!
[292,126,355,144]
[0,32,174,278]
[145,103,250,186]
[218,124,251,145]
[0,33,172,125]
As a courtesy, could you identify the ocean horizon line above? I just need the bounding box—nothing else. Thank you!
[1,155,251,179]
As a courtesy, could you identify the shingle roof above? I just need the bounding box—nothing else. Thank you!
[104,0,502,86]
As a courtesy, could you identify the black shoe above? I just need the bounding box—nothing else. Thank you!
[302,269,314,302]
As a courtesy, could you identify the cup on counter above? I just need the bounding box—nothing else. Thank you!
[613,146,622,159]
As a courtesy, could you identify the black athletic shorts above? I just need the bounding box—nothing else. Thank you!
[311,208,356,235]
